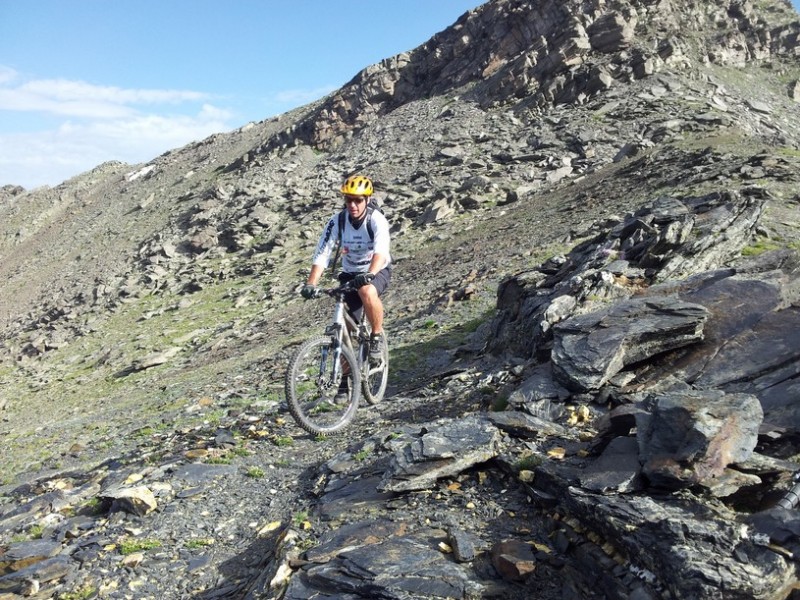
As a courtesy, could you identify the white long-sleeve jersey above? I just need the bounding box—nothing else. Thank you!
[311,209,392,273]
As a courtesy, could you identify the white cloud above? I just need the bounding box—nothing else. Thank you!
[0,68,341,188]
[0,88,138,118]
[0,65,17,85]
[0,107,233,188]
[0,72,210,119]
[20,78,207,105]
[75,106,233,150]
[0,67,235,188]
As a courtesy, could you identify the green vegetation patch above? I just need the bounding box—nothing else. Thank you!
[185,538,215,549]
[742,237,784,256]
[353,449,371,461]
[119,537,162,555]
[245,466,265,478]
[57,587,97,600]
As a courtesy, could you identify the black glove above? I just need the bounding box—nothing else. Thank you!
[354,272,375,289]
[300,284,317,299]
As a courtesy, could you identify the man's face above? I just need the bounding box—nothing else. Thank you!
[344,195,368,219]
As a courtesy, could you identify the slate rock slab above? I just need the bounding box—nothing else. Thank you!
[169,462,237,484]
[289,520,487,598]
[486,410,568,439]
[532,467,794,599]
[551,295,709,392]
[378,415,501,492]
[636,389,762,490]
[0,539,62,576]
[579,436,643,493]
[0,556,74,593]
[317,473,396,521]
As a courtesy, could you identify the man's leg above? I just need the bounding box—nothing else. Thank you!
[359,285,383,334]
[358,268,391,365]
[357,267,390,335]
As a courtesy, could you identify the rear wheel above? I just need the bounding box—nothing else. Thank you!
[361,331,388,405]
[285,337,361,435]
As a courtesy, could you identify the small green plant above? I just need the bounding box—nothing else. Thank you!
[13,523,46,541]
[353,449,370,461]
[273,435,294,447]
[119,537,162,555]
[185,538,214,549]
[57,586,97,600]
[27,523,45,539]
[133,426,156,438]
[143,450,168,466]
[231,446,251,457]
[292,511,310,528]
[586,294,611,303]
[82,497,103,515]
[296,538,319,551]
[491,395,510,412]
[245,466,265,478]
[741,237,782,256]
[314,434,328,442]
[205,456,232,465]
[205,409,227,426]
[515,454,544,472]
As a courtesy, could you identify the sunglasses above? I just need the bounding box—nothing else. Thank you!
[344,196,366,204]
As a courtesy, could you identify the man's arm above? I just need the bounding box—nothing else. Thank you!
[307,264,324,286]
[367,253,387,275]
[310,216,339,274]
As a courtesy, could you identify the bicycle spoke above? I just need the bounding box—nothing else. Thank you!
[286,337,361,435]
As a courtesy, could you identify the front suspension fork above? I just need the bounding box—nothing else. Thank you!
[322,322,345,386]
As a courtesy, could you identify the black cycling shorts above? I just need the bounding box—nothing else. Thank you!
[338,267,391,320]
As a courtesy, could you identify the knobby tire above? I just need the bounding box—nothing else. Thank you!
[285,336,361,435]
[361,331,388,405]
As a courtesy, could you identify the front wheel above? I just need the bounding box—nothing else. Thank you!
[361,331,388,405]
[285,337,361,435]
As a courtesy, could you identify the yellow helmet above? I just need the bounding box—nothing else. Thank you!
[340,175,373,197]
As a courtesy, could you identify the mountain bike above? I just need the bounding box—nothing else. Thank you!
[285,282,389,435]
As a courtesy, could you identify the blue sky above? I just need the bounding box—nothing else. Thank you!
[1,0,798,189]
[0,1,482,188]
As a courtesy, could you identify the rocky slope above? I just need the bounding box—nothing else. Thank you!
[1,0,800,598]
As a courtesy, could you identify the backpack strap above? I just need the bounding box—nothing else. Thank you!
[329,210,347,275]
[365,205,375,241]
[338,209,347,244]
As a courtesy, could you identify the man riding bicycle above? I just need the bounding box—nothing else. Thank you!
[300,175,392,366]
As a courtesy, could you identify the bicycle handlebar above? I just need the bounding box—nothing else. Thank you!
[315,281,356,298]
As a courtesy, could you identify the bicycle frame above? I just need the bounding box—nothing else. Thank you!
[323,288,371,387]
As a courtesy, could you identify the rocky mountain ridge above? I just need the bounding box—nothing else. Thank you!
[1,0,800,598]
